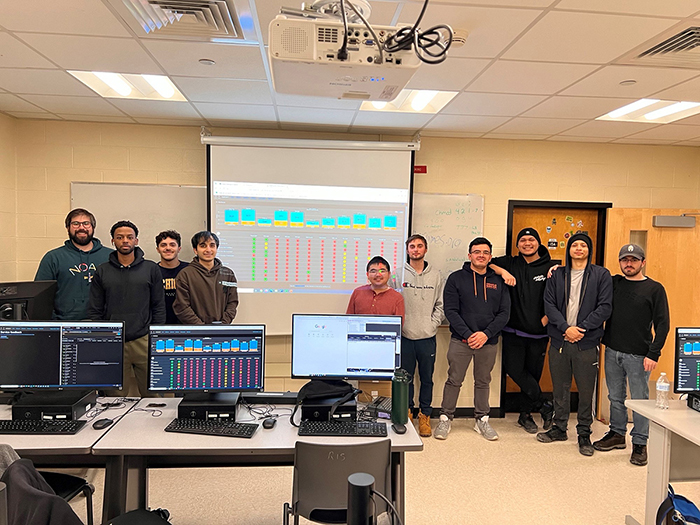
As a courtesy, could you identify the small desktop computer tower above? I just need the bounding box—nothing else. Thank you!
[12,390,97,421]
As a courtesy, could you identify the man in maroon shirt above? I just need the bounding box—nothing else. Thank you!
[346,256,404,321]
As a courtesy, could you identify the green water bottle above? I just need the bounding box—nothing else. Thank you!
[391,368,410,425]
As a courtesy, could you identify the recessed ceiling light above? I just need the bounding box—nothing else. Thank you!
[598,98,700,123]
[607,99,658,119]
[199,58,216,66]
[644,101,700,120]
[360,89,457,114]
[68,71,186,101]
[619,79,637,86]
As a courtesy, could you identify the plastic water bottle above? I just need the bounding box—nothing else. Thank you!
[656,372,670,409]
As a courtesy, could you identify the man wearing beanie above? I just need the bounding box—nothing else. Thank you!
[593,244,669,466]
[490,228,556,434]
[538,233,612,456]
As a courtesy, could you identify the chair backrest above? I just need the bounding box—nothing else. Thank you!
[293,439,391,523]
[0,482,8,525]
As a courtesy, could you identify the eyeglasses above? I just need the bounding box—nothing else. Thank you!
[368,269,388,275]
[470,250,491,256]
[70,221,92,228]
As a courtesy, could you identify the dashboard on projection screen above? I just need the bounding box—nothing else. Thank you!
[208,144,413,334]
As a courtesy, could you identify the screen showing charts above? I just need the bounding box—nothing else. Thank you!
[0,321,124,389]
[291,314,401,380]
[675,327,700,392]
[148,325,265,392]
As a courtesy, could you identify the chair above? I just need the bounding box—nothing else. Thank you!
[101,508,171,525]
[1,481,8,525]
[38,471,95,525]
[283,439,392,525]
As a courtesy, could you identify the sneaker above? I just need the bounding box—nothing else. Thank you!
[517,413,538,434]
[536,426,568,443]
[433,415,451,440]
[418,412,432,438]
[540,402,554,431]
[630,444,648,466]
[578,435,594,456]
[593,430,626,451]
[474,415,499,441]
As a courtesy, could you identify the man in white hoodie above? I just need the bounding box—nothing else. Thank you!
[402,234,444,437]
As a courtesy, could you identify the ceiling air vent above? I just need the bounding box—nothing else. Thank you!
[617,24,700,70]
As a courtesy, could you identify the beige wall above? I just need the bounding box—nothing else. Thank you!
[0,114,17,281]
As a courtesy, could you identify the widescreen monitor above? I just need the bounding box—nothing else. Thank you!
[0,321,124,390]
[291,314,401,380]
[0,281,57,320]
[148,324,265,393]
[675,327,700,393]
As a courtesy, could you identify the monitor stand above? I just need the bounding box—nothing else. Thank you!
[11,390,97,421]
[177,392,240,421]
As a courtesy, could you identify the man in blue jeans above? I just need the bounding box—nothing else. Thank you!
[593,244,669,466]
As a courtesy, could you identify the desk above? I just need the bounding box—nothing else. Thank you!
[626,399,700,525]
[93,398,423,523]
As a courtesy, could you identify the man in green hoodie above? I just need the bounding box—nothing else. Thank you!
[35,208,112,320]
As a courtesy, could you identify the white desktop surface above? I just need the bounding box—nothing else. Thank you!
[626,399,700,446]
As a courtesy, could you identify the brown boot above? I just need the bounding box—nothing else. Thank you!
[418,412,432,437]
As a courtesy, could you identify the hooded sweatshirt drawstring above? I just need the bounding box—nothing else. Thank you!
[472,270,488,301]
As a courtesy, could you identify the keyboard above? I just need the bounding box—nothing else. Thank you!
[164,418,259,438]
[0,419,87,435]
[298,420,387,437]
[367,396,392,418]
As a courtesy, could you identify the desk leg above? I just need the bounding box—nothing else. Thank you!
[124,456,148,513]
[391,451,406,523]
[645,421,671,525]
[103,456,126,523]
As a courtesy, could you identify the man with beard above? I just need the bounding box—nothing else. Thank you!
[346,256,404,320]
[155,230,188,324]
[593,244,669,466]
[88,220,165,396]
[173,231,239,324]
[35,208,112,320]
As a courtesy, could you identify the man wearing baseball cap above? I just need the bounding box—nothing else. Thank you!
[593,244,670,466]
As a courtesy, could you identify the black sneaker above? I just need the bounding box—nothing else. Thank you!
[536,426,568,443]
[578,435,594,456]
[630,444,648,466]
[540,401,554,431]
[518,413,538,434]
[593,430,626,451]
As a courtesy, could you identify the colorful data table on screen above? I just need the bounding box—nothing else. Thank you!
[290,212,304,227]
[306,220,320,228]
[352,214,367,229]
[258,218,272,226]
[274,210,289,227]
[368,218,381,229]
[322,218,335,228]
[384,216,398,230]
[338,216,351,229]
[241,209,256,226]
[224,210,239,225]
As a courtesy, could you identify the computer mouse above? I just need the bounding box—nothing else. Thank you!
[391,423,407,435]
[92,418,114,430]
[262,417,277,429]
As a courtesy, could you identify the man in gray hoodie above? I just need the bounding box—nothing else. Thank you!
[402,234,444,437]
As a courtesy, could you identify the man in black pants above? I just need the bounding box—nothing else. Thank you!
[491,228,556,434]
[538,233,612,456]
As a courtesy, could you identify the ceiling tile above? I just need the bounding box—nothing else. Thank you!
[555,0,700,18]
[492,117,586,134]
[278,106,356,126]
[108,99,201,118]
[0,69,96,96]
[134,118,207,126]
[194,102,277,121]
[672,113,700,126]
[0,33,56,68]
[652,76,700,102]
[398,5,542,59]
[209,119,278,129]
[423,114,510,133]
[21,95,125,116]
[59,114,136,123]
[406,58,490,91]
[431,0,556,6]
[442,92,547,116]
[623,124,700,141]
[420,130,486,138]
[272,93,361,110]
[522,96,638,119]
[502,11,677,63]
[0,94,48,112]
[612,138,678,145]
[548,135,612,142]
[467,61,597,95]
[16,34,162,74]
[6,112,61,120]
[561,66,699,98]
[557,119,659,137]
[1,0,131,36]
[143,41,267,80]
[352,111,433,128]
[483,133,549,140]
[279,122,351,133]
[173,77,273,104]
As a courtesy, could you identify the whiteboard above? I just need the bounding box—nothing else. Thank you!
[410,193,484,278]
[71,183,207,263]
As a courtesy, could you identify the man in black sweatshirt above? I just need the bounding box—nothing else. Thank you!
[88,220,166,396]
[593,244,669,467]
[539,233,612,456]
[491,228,556,434]
[433,237,510,442]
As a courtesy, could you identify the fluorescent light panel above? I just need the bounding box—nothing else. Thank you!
[68,71,186,101]
[598,98,700,124]
[360,89,457,114]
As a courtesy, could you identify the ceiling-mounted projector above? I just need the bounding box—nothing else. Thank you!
[268,15,421,101]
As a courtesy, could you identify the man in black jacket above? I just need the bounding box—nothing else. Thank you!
[491,228,556,434]
[88,220,166,396]
[538,233,612,456]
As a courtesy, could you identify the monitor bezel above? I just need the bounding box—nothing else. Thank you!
[291,313,401,381]
[0,320,125,390]
[147,324,266,393]
[674,326,700,394]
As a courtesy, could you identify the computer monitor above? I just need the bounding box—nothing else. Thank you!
[291,314,401,380]
[0,281,57,321]
[148,324,265,393]
[674,327,700,393]
[0,321,124,390]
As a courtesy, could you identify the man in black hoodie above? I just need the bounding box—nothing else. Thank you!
[491,228,556,434]
[433,237,510,442]
[88,220,166,396]
[538,233,612,456]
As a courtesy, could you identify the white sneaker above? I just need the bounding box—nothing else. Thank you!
[433,414,451,440]
[474,415,499,441]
